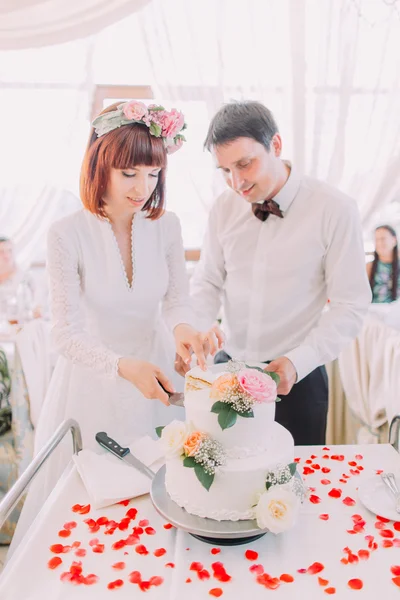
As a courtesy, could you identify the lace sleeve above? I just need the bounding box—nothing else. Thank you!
[47,222,121,379]
[161,213,195,331]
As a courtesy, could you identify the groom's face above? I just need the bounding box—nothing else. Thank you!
[212,136,282,203]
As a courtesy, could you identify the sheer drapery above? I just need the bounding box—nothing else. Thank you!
[138,0,400,232]
[0,0,151,49]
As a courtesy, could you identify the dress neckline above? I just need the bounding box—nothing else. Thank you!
[106,214,136,292]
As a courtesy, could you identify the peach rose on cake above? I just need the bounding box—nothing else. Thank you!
[210,372,238,400]
[183,431,204,457]
[237,368,277,403]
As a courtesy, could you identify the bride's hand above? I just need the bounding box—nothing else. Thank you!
[117,358,174,406]
[174,323,224,371]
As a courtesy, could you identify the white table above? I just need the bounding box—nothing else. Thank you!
[2,444,400,599]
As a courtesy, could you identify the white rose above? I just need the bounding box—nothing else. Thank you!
[255,486,300,534]
[160,420,189,458]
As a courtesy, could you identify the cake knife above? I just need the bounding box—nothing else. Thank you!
[95,431,155,480]
[157,379,185,407]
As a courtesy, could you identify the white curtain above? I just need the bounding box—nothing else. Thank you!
[137,0,400,232]
[0,0,151,49]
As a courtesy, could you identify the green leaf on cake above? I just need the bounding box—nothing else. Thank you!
[237,408,254,418]
[266,481,273,491]
[194,464,214,491]
[288,462,297,477]
[183,456,197,468]
[155,426,165,438]
[211,401,226,414]
[217,404,238,430]
[267,371,280,386]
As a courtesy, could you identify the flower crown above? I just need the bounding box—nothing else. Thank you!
[91,101,187,154]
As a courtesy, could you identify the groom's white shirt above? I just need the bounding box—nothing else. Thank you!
[190,165,371,381]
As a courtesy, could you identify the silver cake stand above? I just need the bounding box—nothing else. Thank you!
[150,465,268,546]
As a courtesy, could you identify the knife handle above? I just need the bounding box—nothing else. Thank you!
[157,379,172,397]
[95,431,130,459]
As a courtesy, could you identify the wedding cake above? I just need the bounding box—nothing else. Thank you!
[158,362,302,533]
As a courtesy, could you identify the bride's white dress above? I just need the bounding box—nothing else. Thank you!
[9,208,192,553]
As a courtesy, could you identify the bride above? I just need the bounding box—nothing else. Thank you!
[9,100,222,553]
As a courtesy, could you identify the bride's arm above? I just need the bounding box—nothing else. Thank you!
[47,221,122,378]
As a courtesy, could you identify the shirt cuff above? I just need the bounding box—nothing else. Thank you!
[284,344,320,383]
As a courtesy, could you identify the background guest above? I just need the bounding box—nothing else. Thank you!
[367,225,400,304]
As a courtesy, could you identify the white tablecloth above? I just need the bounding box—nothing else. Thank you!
[2,444,400,599]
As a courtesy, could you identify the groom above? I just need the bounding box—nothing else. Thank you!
[177,100,371,445]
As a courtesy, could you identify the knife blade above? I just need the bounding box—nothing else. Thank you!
[95,431,155,480]
[157,379,185,407]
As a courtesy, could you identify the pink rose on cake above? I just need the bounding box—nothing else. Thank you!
[237,368,277,403]
[183,431,204,457]
[122,100,148,121]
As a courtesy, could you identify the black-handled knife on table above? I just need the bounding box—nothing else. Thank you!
[95,431,155,480]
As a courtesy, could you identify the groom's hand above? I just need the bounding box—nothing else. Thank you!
[265,357,297,395]
[174,352,191,377]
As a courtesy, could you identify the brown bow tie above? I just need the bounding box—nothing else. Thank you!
[252,199,283,222]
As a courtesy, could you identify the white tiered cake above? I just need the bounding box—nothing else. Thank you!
[160,363,298,528]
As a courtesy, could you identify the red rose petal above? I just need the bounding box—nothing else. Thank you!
[190,562,203,572]
[323,447,330,451]
[209,589,223,597]
[154,547,167,557]
[112,539,126,550]
[391,566,400,576]
[126,508,138,520]
[186,578,192,583]
[245,549,259,561]
[303,467,315,475]
[321,479,331,485]
[294,457,301,463]
[380,529,394,538]
[145,527,156,535]
[318,577,329,586]
[58,529,71,538]
[325,587,336,594]
[339,479,347,484]
[319,514,330,520]
[118,518,131,531]
[392,577,400,587]
[128,570,142,584]
[394,522,400,531]
[196,568,209,580]
[149,576,163,587]
[112,562,126,570]
[393,539,400,547]
[249,564,264,574]
[322,467,331,474]
[376,515,390,523]
[348,461,357,467]
[305,459,312,464]
[135,544,149,555]
[118,499,130,506]
[348,578,363,590]
[211,548,221,555]
[342,497,356,506]
[107,579,124,590]
[48,556,62,569]
[376,470,383,475]
[311,464,320,470]
[309,494,322,504]
[355,454,363,460]
[383,540,394,548]
[328,488,342,499]
[358,550,369,560]
[63,521,77,530]
[92,544,105,554]
[139,581,151,592]
[350,469,360,476]
[75,549,87,557]
[307,562,324,575]
[165,562,175,568]
[163,523,174,529]
[139,519,149,527]
[322,455,330,459]
[280,573,294,583]
[50,544,65,554]
[297,568,307,573]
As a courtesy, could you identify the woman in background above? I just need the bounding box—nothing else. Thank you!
[367,224,400,303]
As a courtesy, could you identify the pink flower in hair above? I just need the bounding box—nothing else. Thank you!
[161,109,185,139]
[123,101,148,121]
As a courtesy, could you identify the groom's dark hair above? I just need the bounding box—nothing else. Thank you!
[204,101,279,152]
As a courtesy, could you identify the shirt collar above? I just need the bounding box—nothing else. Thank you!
[272,161,301,214]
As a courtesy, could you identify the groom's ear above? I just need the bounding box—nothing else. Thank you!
[270,134,283,157]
